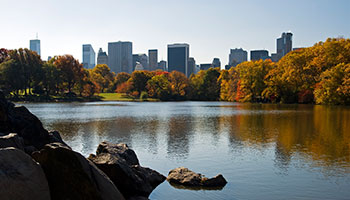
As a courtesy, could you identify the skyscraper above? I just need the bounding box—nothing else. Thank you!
[167,43,189,76]
[30,39,41,56]
[148,49,158,71]
[274,32,293,62]
[158,60,167,71]
[229,48,247,66]
[82,44,96,69]
[97,48,108,65]
[132,54,148,71]
[212,58,221,68]
[250,50,269,61]
[108,41,133,74]
[188,57,196,77]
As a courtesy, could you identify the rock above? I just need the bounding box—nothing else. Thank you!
[0,90,68,153]
[167,167,227,188]
[96,142,139,165]
[0,133,24,150]
[0,147,50,200]
[32,143,125,200]
[89,142,166,199]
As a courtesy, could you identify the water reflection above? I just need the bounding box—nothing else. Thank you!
[166,116,193,160]
[20,102,350,200]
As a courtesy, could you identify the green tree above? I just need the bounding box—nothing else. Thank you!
[146,74,171,100]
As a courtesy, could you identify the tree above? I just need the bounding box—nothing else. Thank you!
[53,55,84,93]
[235,60,274,102]
[40,62,62,96]
[112,72,131,92]
[314,63,350,105]
[129,71,152,95]
[89,64,115,92]
[0,48,9,64]
[146,74,171,100]
[169,71,189,100]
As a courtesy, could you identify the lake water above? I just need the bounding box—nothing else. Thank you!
[20,101,350,200]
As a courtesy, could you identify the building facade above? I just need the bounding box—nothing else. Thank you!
[30,39,41,56]
[167,43,189,76]
[158,60,167,71]
[188,57,196,77]
[82,44,96,69]
[229,48,247,66]
[274,32,293,62]
[132,54,148,71]
[148,49,158,71]
[200,63,212,70]
[250,50,269,61]
[108,41,133,74]
[97,48,108,65]
[212,58,221,68]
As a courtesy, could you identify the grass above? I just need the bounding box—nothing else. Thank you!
[98,93,159,102]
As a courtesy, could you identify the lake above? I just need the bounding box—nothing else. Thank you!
[19,101,350,200]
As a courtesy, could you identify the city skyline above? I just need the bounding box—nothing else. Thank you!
[1,0,349,65]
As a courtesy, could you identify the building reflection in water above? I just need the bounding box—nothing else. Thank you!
[166,116,193,160]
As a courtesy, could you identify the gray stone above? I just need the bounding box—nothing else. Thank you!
[32,143,125,200]
[0,147,50,200]
[167,167,227,188]
[89,142,166,199]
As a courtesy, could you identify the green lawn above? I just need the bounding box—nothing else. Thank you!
[98,93,159,102]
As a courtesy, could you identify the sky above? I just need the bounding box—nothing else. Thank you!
[1,0,350,66]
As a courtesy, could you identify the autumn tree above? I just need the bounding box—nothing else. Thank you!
[129,70,152,95]
[89,64,115,92]
[146,74,171,100]
[169,71,189,100]
[53,55,84,94]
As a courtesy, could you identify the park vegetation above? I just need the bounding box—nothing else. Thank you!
[0,38,349,104]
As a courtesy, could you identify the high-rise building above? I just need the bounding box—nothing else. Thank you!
[82,44,96,69]
[167,43,189,76]
[108,41,133,74]
[30,39,41,56]
[200,63,212,70]
[97,48,108,65]
[134,62,144,71]
[188,57,196,77]
[250,50,269,61]
[132,54,148,71]
[158,60,167,71]
[274,32,293,62]
[212,58,221,68]
[229,48,247,66]
[148,49,158,71]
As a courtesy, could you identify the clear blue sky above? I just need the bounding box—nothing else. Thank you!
[1,0,349,65]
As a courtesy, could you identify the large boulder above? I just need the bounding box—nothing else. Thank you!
[167,167,227,188]
[0,147,50,200]
[32,143,125,200]
[0,90,67,153]
[0,133,24,150]
[88,142,166,200]
[96,142,139,165]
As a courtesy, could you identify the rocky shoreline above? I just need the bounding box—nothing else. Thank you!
[0,90,226,200]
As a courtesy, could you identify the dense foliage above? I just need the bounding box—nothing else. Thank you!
[1,38,349,104]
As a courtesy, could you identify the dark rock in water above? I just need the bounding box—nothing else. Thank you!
[32,143,125,200]
[0,147,50,200]
[96,142,140,165]
[167,167,227,188]
[89,142,166,200]
[0,133,24,150]
[0,90,68,153]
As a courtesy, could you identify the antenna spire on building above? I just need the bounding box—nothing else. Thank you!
[36,33,38,39]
